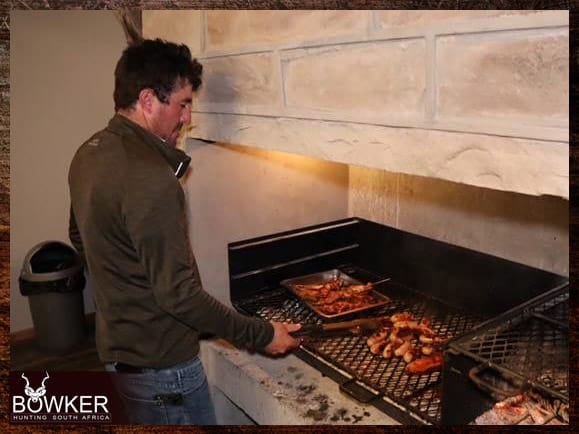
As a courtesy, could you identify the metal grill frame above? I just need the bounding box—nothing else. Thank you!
[447,284,569,403]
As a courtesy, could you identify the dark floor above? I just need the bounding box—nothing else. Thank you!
[11,320,104,372]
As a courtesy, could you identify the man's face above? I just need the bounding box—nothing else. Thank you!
[150,82,193,146]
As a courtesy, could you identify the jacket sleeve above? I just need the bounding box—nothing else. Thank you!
[123,166,274,350]
[68,205,86,267]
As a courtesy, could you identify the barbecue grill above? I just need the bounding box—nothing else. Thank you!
[228,218,568,425]
[443,283,569,424]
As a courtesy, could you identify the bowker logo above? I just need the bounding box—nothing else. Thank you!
[22,372,49,403]
[11,371,111,423]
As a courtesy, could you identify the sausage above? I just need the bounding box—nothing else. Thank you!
[367,327,390,346]
[403,348,415,363]
[394,340,411,357]
[370,339,388,354]
[393,320,419,330]
[421,344,434,356]
[383,342,395,358]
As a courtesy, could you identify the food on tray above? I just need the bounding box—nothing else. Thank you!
[291,277,387,315]
[364,311,448,374]
[293,278,372,299]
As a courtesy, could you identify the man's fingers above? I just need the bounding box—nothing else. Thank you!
[285,323,302,332]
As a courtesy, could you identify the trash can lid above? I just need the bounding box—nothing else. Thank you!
[20,241,83,283]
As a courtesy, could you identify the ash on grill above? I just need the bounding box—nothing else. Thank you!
[474,390,569,425]
[269,365,376,424]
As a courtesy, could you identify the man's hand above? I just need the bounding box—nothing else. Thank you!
[263,322,302,355]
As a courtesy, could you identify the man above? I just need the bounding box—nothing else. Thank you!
[68,38,301,425]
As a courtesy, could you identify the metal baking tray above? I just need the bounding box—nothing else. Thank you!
[280,269,391,319]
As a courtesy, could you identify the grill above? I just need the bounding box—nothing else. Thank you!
[228,218,568,425]
[443,283,569,424]
[235,266,482,424]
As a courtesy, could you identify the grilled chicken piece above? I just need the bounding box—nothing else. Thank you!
[294,278,342,298]
[346,283,374,294]
[405,352,444,375]
[294,277,386,315]
[317,296,379,314]
[292,287,320,300]
[294,283,324,291]
[313,290,344,305]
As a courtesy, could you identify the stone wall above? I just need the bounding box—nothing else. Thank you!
[144,10,568,198]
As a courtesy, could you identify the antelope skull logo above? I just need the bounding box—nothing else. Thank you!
[21,372,49,402]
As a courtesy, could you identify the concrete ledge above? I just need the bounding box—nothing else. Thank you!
[199,338,398,425]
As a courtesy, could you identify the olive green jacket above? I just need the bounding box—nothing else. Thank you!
[68,114,273,368]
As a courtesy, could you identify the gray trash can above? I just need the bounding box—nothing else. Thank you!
[19,241,86,351]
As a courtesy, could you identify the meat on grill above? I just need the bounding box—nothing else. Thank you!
[365,311,448,374]
[292,278,385,315]
[405,352,444,375]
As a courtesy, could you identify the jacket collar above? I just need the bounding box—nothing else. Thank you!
[109,114,191,179]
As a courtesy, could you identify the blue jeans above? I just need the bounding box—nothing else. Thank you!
[106,356,217,425]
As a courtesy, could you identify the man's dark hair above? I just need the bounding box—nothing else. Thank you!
[114,38,203,111]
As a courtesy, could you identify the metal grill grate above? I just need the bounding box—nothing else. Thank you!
[236,273,482,424]
[464,293,568,400]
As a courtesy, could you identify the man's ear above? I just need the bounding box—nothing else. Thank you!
[138,88,156,113]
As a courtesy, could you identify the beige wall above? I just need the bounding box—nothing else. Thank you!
[144,10,568,198]
[10,11,126,332]
[183,141,348,307]
[349,167,568,276]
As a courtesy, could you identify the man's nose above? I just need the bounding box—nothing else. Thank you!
[181,109,191,125]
